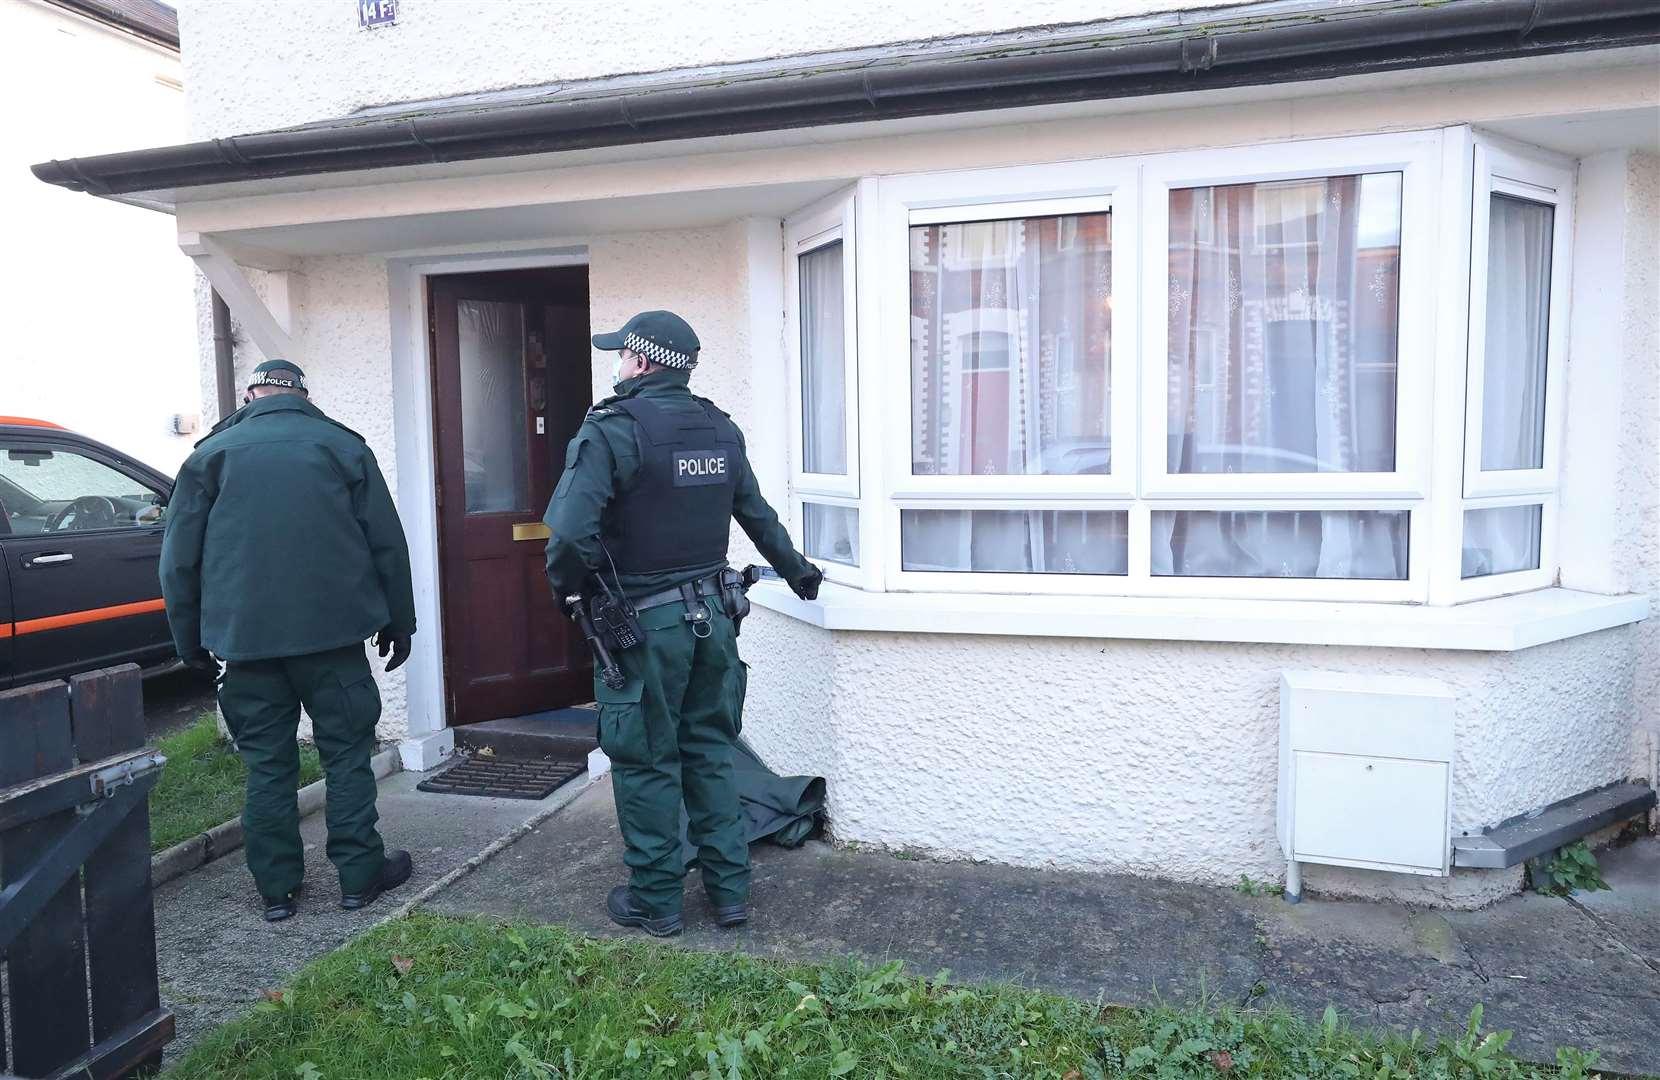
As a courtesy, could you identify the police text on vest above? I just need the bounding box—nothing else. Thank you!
[672,450,730,487]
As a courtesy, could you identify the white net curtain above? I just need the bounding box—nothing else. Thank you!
[1157,172,1408,579]
[1460,192,1554,579]
[906,212,1117,574]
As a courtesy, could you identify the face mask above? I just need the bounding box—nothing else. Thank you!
[611,355,627,387]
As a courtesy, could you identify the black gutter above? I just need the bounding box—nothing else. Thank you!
[32,0,1660,198]
[47,0,179,51]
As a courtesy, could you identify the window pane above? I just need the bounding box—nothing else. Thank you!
[804,502,859,566]
[901,509,1127,574]
[1167,173,1401,475]
[1462,504,1542,579]
[1151,509,1407,579]
[0,448,163,533]
[909,212,1112,477]
[799,242,848,475]
[1479,195,1554,472]
[458,299,529,514]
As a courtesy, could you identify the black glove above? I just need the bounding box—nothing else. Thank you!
[376,628,412,673]
[791,563,825,601]
[182,650,218,677]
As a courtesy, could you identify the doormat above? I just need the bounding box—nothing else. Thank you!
[417,755,586,800]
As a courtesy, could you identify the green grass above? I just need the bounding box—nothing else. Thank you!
[150,713,322,853]
[167,913,1607,1080]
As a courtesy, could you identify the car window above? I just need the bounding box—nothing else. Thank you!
[0,446,166,535]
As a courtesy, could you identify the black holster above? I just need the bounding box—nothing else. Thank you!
[718,567,751,633]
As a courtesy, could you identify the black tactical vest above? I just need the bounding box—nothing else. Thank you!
[601,396,740,575]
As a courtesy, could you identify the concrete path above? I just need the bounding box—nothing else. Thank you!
[153,770,596,1063]
[426,784,1660,1076]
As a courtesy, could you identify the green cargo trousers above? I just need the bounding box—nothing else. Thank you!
[218,644,386,899]
[595,600,749,919]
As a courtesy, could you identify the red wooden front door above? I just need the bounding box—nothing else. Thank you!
[429,269,593,725]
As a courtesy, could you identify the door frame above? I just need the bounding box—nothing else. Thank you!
[386,245,590,771]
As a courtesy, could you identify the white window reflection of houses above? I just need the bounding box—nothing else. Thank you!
[907,211,1114,573]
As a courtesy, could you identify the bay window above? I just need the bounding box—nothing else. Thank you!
[779,128,1575,607]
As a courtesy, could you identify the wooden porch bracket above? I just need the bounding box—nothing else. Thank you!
[178,230,298,362]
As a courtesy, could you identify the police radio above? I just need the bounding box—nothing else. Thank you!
[589,584,641,650]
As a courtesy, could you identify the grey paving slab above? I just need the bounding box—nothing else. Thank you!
[154,770,570,1063]
[427,782,1267,1004]
[1253,885,1660,1074]
[426,789,1660,1076]
[1572,835,1660,970]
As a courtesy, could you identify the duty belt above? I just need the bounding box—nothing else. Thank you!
[629,572,725,612]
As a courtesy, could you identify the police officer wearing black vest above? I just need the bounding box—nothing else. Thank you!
[545,311,822,936]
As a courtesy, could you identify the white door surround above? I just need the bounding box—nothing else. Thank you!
[386,245,591,771]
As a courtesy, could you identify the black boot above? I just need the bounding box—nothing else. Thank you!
[340,849,413,910]
[606,886,682,937]
[262,888,299,922]
[712,901,750,928]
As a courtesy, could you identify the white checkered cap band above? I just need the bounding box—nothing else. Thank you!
[248,370,305,390]
[624,331,697,369]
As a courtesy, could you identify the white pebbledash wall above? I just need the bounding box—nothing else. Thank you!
[174,0,1238,140]
[172,0,1659,905]
[4,2,198,472]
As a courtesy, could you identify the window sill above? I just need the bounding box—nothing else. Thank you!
[748,583,1649,652]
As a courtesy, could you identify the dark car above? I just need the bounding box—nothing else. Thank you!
[0,417,177,688]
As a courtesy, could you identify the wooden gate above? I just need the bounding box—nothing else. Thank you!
[0,665,173,1079]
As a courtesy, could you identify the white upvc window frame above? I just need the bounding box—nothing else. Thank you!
[771,127,1589,611]
[784,186,865,586]
[1138,131,1443,502]
[876,162,1141,507]
[872,161,1140,594]
[1450,132,1575,602]
[1460,138,1575,499]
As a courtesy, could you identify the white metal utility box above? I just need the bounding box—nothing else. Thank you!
[1277,671,1455,901]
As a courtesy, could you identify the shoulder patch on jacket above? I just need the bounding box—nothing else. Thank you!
[585,393,624,421]
[324,417,368,442]
[691,395,731,418]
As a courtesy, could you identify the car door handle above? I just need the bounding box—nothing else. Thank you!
[26,552,74,566]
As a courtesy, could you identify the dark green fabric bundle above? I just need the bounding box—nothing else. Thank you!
[681,739,825,868]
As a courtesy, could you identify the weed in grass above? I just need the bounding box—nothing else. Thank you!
[149,712,322,852]
[169,914,1604,1080]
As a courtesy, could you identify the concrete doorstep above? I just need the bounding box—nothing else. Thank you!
[150,746,404,888]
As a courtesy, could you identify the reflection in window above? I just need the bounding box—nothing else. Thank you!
[457,300,529,514]
[0,449,161,534]
[1167,173,1401,475]
[1479,196,1554,472]
[804,502,859,566]
[799,242,848,475]
[902,509,1128,574]
[1462,504,1542,578]
[1152,509,1407,579]
[910,212,1112,477]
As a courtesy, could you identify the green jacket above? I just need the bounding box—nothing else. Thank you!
[160,395,416,662]
[544,370,813,599]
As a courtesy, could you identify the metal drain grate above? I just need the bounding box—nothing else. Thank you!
[417,756,586,800]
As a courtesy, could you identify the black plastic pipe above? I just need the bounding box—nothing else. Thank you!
[30,0,1660,199]
[211,289,235,422]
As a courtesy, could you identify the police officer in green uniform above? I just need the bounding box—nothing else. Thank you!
[160,360,416,922]
[545,311,823,936]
